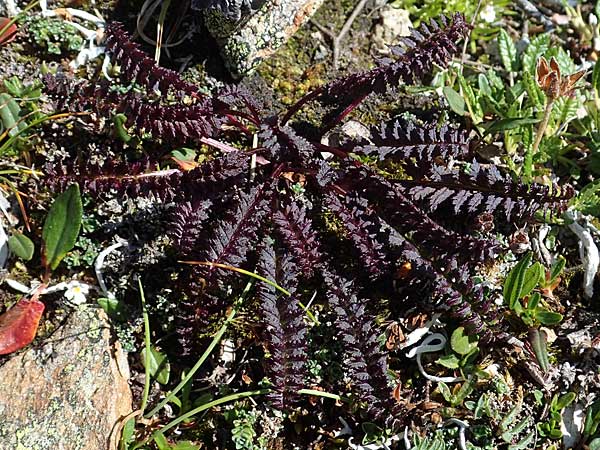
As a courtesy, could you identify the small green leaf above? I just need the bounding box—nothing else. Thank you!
[521,262,544,298]
[583,401,600,437]
[3,77,23,97]
[549,256,566,283]
[498,29,518,72]
[192,392,213,408]
[450,326,479,355]
[113,113,132,143]
[523,67,545,107]
[590,438,600,450]
[171,148,196,162]
[7,232,34,260]
[443,86,466,116]
[0,93,24,138]
[594,61,600,96]
[458,75,483,123]
[119,417,135,450]
[153,431,171,450]
[141,346,171,385]
[535,309,563,325]
[97,297,127,321]
[452,377,475,406]
[437,382,454,403]
[361,422,383,445]
[549,428,563,439]
[478,74,493,98]
[42,184,83,271]
[527,292,541,311]
[508,429,535,450]
[555,392,576,410]
[436,354,461,369]
[504,253,532,309]
[523,34,550,74]
[500,400,522,431]
[532,389,544,405]
[529,328,550,373]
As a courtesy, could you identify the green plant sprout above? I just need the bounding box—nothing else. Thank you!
[537,392,576,440]
[503,252,564,328]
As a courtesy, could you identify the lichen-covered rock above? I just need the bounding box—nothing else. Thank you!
[205,0,325,78]
[0,305,132,450]
[192,0,267,22]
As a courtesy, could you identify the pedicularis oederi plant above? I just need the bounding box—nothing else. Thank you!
[42,14,573,426]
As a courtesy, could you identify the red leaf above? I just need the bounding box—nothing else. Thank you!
[0,297,45,355]
[0,18,17,46]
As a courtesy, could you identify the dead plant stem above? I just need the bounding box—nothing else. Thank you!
[532,98,554,155]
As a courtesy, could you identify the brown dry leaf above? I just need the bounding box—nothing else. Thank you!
[241,371,253,385]
[536,56,585,99]
[386,322,405,350]
[52,8,74,21]
[392,382,402,402]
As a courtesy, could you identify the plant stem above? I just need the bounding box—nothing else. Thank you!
[132,389,271,449]
[297,388,349,403]
[134,388,347,448]
[0,112,90,155]
[138,278,152,417]
[144,281,253,418]
[179,261,291,296]
[531,98,554,156]
[154,0,171,64]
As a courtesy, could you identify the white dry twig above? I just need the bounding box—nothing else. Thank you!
[95,239,128,300]
[565,210,599,299]
[446,418,469,450]
[406,333,463,383]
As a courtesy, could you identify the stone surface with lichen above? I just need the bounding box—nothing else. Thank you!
[0,305,132,450]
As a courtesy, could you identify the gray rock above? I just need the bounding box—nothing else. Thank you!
[372,6,412,55]
[0,305,132,450]
[205,0,325,78]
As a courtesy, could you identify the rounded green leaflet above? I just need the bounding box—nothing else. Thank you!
[7,232,34,260]
[450,326,478,356]
[42,184,82,271]
[443,86,466,116]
